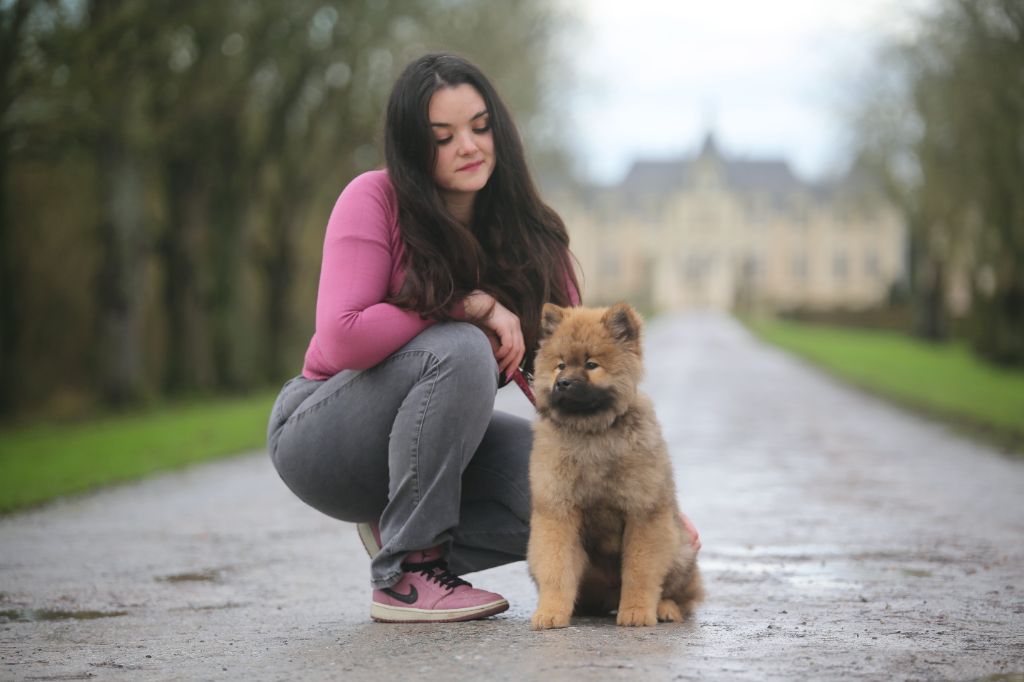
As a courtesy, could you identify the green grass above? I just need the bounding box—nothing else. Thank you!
[0,392,277,513]
[746,318,1024,448]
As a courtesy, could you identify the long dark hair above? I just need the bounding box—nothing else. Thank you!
[384,52,580,375]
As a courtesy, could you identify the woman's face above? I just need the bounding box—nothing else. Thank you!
[428,84,495,199]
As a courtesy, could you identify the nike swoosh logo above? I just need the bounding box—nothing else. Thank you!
[382,585,418,605]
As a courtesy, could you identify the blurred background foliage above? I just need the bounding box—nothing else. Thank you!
[851,0,1024,364]
[0,0,574,421]
[0,0,1022,426]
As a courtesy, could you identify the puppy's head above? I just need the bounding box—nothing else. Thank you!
[533,302,644,430]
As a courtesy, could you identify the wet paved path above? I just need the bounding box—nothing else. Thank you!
[2,313,1023,681]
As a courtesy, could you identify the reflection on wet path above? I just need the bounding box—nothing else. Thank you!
[0,609,127,622]
[0,313,1021,680]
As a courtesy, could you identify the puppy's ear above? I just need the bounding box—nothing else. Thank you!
[540,303,566,340]
[601,302,643,343]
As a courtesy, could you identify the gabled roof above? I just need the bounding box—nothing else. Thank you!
[619,159,690,197]
[723,160,802,195]
[618,135,806,205]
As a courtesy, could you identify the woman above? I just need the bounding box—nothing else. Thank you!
[266,53,581,623]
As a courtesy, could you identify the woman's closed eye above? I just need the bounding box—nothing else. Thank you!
[435,124,491,146]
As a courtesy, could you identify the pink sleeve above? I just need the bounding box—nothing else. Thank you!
[310,172,433,371]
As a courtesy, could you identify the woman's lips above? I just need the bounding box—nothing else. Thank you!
[458,160,484,172]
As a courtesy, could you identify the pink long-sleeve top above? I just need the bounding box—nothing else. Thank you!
[302,169,579,381]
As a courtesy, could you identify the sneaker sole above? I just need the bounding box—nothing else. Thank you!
[370,599,509,623]
[357,523,382,558]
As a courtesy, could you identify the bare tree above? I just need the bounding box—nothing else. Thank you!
[0,0,32,414]
[852,0,1024,361]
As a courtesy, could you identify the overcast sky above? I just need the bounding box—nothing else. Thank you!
[565,0,930,185]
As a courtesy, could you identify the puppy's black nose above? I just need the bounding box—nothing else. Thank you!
[555,378,576,391]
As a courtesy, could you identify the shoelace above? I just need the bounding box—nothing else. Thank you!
[404,559,470,591]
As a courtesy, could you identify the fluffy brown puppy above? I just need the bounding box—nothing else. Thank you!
[527,302,703,629]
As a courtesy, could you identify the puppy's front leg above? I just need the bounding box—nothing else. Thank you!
[528,507,586,630]
[617,508,676,626]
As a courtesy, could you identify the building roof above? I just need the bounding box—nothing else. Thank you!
[618,133,807,208]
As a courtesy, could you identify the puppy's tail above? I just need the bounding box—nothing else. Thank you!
[675,565,704,616]
[663,549,705,617]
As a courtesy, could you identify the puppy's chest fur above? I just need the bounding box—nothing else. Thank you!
[531,398,673,518]
[559,438,629,507]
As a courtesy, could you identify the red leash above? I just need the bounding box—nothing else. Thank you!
[510,368,536,406]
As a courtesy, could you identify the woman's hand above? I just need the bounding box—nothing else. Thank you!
[463,291,525,381]
[680,512,701,552]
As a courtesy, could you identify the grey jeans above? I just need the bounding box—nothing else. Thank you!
[266,322,532,590]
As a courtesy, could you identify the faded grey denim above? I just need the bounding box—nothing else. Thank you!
[267,322,532,590]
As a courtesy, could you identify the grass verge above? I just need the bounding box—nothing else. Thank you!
[745,318,1024,451]
[0,392,277,514]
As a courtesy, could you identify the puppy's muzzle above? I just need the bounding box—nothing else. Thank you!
[550,378,615,413]
[555,377,581,392]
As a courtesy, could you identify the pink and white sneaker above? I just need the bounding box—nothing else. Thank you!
[371,548,508,623]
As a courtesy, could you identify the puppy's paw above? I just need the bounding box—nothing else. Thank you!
[616,605,657,627]
[531,609,571,630]
[657,599,683,623]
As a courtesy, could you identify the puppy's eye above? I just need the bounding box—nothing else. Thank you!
[556,362,566,371]
[585,361,599,370]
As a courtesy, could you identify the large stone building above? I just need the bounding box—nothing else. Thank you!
[556,135,906,313]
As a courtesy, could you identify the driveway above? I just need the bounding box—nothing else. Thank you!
[2,313,1022,680]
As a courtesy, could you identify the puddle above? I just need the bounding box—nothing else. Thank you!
[702,557,869,590]
[700,543,941,592]
[170,602,246,612]
[712,544,849,560]
[0,608,128,622]
[89,661,142,671]
[902,568,933,578]
[156,569,223,583]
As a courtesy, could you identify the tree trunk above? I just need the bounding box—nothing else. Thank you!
[914,257,948,342]
[208,135,245,390]
[264,201,299,383]
[94,135,146,405]
[0,0,31,416]
[0,139,15,416]
[161,158,213,394]
[905,221,948,342]
[970,267,1024,365]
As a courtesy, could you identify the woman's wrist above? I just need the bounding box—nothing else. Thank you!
[463,290,497,321]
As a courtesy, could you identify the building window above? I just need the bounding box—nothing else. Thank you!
[792,255,808,280]
[741,255,760,280]
[833,252,848,280]
[793,206,809,229]
[865,250,880,277]
[685,254,702,282]
[748,204,766,228]
[686,253,716,282]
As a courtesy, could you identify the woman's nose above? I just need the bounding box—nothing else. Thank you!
[456,131,479,155]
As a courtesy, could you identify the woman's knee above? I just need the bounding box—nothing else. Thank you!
[266,375,317,456]
[418,322,498,391]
